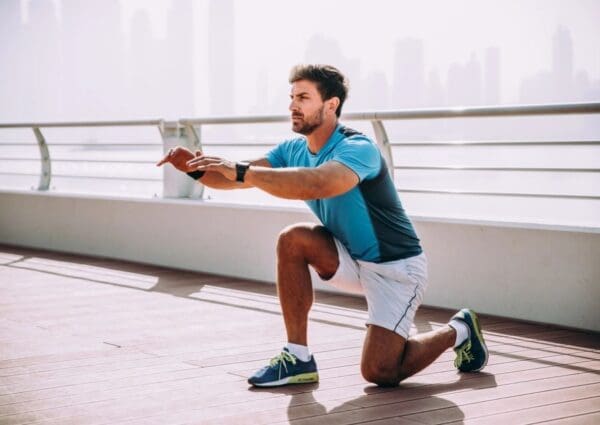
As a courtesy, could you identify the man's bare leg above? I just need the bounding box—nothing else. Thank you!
[275,223,339,346]
[361,324,456,387]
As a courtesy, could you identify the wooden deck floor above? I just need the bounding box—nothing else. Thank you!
[0,244,598,425]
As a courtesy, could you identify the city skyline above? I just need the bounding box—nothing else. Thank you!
[1,0,599,123]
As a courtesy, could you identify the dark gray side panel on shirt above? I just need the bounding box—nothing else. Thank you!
[358,158,423,262]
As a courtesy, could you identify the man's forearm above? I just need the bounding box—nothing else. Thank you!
[195,171,250,189]
[244,167,326,200]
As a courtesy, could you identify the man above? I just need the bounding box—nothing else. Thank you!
[157,64,488,388]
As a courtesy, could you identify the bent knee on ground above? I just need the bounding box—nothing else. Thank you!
[360,362,404,387]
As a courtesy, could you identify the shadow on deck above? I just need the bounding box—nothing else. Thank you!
[0,244,598,424]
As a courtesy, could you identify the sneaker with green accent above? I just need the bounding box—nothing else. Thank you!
[452,308,489,372]
[247,348,319,387]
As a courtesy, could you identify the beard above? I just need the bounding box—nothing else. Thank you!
[291,105,325,135]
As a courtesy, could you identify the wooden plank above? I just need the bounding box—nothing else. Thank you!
[1,245,599,425]
[455,397,600,424]
[541,412,600,425]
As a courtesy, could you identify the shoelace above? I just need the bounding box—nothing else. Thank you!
[454,340,475,368]
[269,351,297,375]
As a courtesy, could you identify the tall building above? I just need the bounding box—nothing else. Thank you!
[60,0,125,119]
[303,34,361,110]
[484,47,501,105]
[447,53,482,107]
[392,38,425,108]
[0,0,24,120]
[128,9,163,117]
[165,0,195,119]
[552,26,574,100]
[208,0,234,116]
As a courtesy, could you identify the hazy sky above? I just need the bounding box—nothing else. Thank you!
[12,0,600,118]
[116,0,600,112]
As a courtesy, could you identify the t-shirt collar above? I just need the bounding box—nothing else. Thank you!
[307,123,344,156]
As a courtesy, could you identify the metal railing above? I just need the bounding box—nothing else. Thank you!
[181,101,600,201]
[0,119,163,191]
[0,102,599,201]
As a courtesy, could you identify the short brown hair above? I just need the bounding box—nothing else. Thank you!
[289,64,349,117]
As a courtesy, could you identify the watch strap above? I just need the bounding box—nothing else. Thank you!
[235,162,250,182]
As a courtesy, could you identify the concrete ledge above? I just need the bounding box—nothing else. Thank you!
[1,190,599,331]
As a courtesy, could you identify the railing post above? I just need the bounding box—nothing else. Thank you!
[159,122,204,199]
[371,119,394,178]
[32,127,51,191]
[184,123,204,199]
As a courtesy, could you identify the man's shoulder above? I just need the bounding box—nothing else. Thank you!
[337,125,365,139]
[335,125,376,151]
[336,125,375,145]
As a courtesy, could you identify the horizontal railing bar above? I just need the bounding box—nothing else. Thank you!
[344,102,600,121]
[2,102,598,129]
[0,172,159,181]
[0,172,39,177]
[52,174,161,181]
[0,143,161,147]
[0,119,164,129]
[397,188,599,200]
[394,166,600,172]
[0,158,157,164]
[0,141,597,148]
[180,102,600,125]
[390,140,600,147]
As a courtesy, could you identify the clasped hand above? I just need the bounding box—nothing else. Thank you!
[156,146,237,181]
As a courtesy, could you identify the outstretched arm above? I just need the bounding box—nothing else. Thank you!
[156,146,269,190]
[187,154,359,200]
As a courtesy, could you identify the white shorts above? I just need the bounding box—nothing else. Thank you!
[310,238,428,339]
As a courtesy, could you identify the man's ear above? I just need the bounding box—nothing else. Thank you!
[327,97,340,115]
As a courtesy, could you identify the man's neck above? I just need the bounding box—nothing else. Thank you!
[306,119,338,154]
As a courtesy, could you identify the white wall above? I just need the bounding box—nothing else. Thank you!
[1,190,598,331]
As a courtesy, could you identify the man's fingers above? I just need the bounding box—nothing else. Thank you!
[156,155,170,167]
[156,148,175,167]
[187,156,217,167]
[195,150,202,157]
[196,162,222,171]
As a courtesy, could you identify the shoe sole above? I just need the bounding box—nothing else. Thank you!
[250,372,319,387]
[465,309,489,372]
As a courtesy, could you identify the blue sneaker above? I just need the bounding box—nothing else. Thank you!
[451,308,489,372]
[248,348,319,387]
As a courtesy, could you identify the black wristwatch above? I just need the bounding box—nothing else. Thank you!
[186,170,205,180]
[235,162,251,182]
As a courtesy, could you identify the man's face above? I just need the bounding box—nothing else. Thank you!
[288,80,326,135]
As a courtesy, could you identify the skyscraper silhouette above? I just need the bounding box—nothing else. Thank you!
[165,0,195,119]
[209,0,234,116]
[129,9,162,117]
[552,26,574,100]
[484,47,501,105]
[0,0,25,120]
[61,0,125,119]
[447,53,482,106]
[392,38,425,108]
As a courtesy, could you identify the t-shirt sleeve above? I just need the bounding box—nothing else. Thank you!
[265,140,290,168]
[332,137,381,181]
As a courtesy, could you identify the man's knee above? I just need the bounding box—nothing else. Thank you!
[277,224,313,257]
[361,325,410,387]
[361,361,402,387]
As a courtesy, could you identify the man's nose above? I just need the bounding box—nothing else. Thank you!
[289,99,299,112]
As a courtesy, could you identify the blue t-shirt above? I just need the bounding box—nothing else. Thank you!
[266,124,422,263]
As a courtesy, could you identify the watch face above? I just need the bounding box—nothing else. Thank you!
[236,162,250,182]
